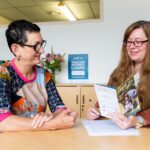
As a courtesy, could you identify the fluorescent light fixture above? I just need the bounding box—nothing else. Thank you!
[58,2,76,21]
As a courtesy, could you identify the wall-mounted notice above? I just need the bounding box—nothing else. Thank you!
[68,54,88,80]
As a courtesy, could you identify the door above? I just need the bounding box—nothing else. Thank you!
[56,85,80,117]
[80,86,97,118]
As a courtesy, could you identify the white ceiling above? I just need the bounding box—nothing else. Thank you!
[0,0,100,24]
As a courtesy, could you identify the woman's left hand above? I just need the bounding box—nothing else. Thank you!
[108,112,136,129]
[32,112,53,128]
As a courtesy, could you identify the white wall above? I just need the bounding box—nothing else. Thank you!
[0,0,150,84]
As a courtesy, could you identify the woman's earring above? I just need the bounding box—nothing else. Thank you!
[17,55,21,61]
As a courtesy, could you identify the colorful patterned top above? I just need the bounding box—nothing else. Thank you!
[0,59,64,122]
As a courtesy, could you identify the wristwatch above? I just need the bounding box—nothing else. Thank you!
[135,115,144,128]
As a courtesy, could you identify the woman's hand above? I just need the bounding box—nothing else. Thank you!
[108,112,136,129]
[53,107,78,119]
[87,107,101,120]
[32,112,53,128]
[49,108,77,130]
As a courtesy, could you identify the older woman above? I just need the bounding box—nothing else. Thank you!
[0,20,77,132]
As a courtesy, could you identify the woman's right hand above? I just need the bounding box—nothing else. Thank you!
[48,108,77,130]
[87,107,101,120]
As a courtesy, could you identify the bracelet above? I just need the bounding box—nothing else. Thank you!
[135,115,144,129]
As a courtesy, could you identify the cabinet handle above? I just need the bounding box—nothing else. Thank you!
[76,95,78,104]
[82,95,85,104]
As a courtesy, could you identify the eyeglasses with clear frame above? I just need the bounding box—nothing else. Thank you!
[124,40,148,48]
[19,40,47,52]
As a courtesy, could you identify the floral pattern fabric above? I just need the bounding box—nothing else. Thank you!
[0,61,64,121]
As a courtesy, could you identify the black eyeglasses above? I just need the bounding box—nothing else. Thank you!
[124,40,148,47]
[19,40,47,52]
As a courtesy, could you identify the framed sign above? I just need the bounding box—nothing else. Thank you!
[68,54,88,80]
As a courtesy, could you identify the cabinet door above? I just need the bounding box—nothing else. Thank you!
[80,86,97,118]
[56,86,80,117]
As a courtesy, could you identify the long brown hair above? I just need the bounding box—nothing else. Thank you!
[108,20,150,110]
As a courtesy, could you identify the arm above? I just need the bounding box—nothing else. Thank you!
[108,111,147,129]
[0,68,77,132]
[46,78,65,113]
[0,67,49,132]
[45,71,77,118]
[31,70,77,129]
[0,108,76,132]
[0,115,36,132]
[136,109,150,125]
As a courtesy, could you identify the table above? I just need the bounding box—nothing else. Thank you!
[0,120,150,150]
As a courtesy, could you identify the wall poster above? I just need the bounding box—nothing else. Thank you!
[68,54,88,80]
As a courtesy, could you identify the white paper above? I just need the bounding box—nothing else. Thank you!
[94,84,119,118]
[82,120,140,136]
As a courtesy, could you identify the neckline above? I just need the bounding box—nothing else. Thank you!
[10,59,37,83]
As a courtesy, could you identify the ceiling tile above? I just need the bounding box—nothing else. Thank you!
[41,5,68,21]
[32,0,57,5]
[5,0,36,7]
[66,0,98,2]
[0,0,100,24]
[0,16,10,24]
[0,1,12,8]
[0,8,30,21]
[90,1,100,18]
[18,6,66,22]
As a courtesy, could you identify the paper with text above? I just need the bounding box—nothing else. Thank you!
[94,85,119,117]
[94,75,141,118]
[82,120,140,136]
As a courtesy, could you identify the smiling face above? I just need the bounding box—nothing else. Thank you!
[12,31,45,66]
[21,32,45,64]
[126,28,148,64]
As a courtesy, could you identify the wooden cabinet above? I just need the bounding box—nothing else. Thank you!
[56,84,97,118]
[56,85,80,117]
[80,86,97,118]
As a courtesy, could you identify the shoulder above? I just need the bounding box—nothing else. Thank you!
[0,60,10,67]
[36,65,52,83]
[44,70,52,83]
[0,63,11,80]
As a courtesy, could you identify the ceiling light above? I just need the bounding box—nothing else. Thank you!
[49,11,61,15]
[58,1,76,21]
